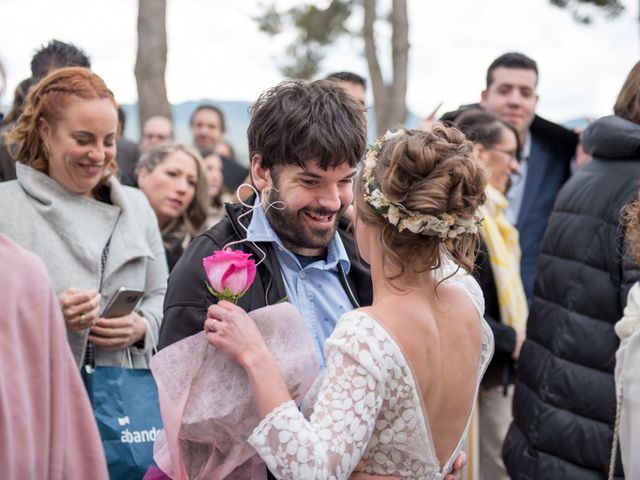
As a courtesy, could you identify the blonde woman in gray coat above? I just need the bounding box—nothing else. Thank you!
[0,67,167,368]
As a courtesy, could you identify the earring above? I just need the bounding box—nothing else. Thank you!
[221,183,286,267]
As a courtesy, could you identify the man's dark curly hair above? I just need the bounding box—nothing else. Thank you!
[247,79,367,171]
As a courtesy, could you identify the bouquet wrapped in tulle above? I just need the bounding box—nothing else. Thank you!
[150,301,320,480]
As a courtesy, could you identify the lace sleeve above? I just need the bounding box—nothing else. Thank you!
[248,313,386,480]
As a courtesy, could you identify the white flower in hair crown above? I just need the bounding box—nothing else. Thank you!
[362,130,483,239]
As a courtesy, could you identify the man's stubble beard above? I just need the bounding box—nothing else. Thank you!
[263,187,344,253]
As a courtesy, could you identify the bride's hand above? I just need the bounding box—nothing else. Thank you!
[204,300,270,367]
[445,451,466,480]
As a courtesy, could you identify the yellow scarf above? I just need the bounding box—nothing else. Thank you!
[478,185,528,331]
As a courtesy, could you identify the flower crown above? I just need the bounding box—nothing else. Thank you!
[362,130,482,239]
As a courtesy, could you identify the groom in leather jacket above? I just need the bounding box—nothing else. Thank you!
[158,80,372,358]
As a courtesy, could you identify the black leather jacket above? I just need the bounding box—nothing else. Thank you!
[158,201,373,350]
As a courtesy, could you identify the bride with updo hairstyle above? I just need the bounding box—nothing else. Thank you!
[354,125,487,281]
[204,125,494,479]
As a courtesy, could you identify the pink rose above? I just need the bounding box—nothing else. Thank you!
[203,248,257,302]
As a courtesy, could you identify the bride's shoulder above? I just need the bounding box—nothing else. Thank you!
[438,268,485,319]
[435,279,493,358]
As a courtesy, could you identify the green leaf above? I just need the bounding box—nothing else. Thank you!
[205,282,239,303]
[253,0,354,79]
[549,0,625,23]
[254,4,283,34]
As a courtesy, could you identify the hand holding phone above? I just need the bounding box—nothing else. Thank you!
[100,287,144,318]
[90,287,146,350]
[89,312,147,351]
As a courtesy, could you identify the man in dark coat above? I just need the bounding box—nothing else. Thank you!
[502,112,640,479]
[189,103,248,192]
[442,52,578,302]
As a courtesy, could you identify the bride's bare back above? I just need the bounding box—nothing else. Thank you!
[362,281,482,467]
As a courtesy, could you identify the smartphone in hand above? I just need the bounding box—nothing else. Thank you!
[100,287,144,318]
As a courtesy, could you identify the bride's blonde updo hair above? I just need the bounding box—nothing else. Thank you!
[354,125,487,283]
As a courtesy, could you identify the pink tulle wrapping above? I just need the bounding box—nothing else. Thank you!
[150,302,320,480]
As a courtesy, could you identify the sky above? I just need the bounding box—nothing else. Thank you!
[0,0,638,125]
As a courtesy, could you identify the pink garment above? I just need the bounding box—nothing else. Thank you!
[151,302,320,480]
[0,234,108,480]
[144,465,173,479]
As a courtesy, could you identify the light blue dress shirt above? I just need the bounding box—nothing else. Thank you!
[246,203,353,369]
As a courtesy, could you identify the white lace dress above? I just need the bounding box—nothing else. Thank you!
[248,273,493,480]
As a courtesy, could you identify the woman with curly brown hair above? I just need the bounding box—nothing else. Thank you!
[0,67,167,368]
[203,126,494,479]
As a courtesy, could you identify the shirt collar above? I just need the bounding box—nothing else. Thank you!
[246,198,351,272]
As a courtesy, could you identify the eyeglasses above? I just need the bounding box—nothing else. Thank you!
[488,147,519,162]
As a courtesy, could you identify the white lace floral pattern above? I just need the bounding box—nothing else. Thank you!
[248,271,493,480]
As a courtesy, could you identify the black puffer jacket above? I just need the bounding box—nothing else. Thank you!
[502,115,640,479]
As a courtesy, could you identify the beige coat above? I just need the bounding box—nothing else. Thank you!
[0,163,168,367]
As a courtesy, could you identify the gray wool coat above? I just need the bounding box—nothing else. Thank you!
[0,163,168,367]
